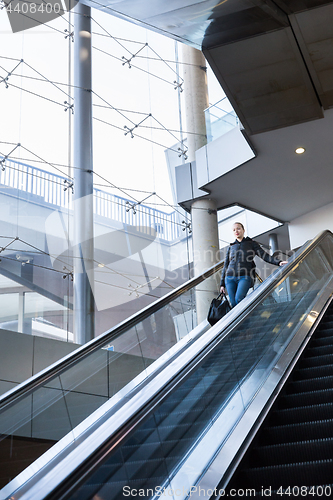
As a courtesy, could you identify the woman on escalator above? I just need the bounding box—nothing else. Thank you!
[220,222,288,308]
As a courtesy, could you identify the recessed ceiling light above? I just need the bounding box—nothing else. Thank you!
[98,263,105,268]
[295,147,305,154]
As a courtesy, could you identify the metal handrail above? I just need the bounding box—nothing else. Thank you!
[7,230,332,500]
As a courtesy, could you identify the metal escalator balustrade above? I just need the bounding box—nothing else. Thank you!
[5,230,333,500]
[0,258,224,491]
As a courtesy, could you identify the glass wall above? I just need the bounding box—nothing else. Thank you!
[0,158,193,342]
[0,8,201,344]
[205,97,239,143]
[0,8,278,348]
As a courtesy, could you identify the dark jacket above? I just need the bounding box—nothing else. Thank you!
[220,237,281,287]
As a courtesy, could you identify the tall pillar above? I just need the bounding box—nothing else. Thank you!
[269,233,279,255]
[181,45,209,161]
[181,46,219,323]
[191,198,220,323]
[73,2,95,344]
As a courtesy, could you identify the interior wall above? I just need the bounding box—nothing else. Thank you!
[0,328,156,441]
[288,201,333,249]
[0,328,80,396]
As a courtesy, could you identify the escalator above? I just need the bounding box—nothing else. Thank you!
[2,230,333,500]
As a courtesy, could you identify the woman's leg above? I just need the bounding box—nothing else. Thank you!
[235,276,252,305]
[225,276,237,308]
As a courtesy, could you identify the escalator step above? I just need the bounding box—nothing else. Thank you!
[251,437,333,467]
[300,353,333,368]
[304,344,333,357]
[314,329,333,340]
[310,336,333,348]
[279,388,333,408]
[317,320,333,330]
[270,402,333,425]
[261,418,333,445]
[293,364,333,380]
[237,459,333,489]
[286,375,333,394]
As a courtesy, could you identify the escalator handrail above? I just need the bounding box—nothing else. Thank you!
[7,229,333,500]
[0,256,225,409]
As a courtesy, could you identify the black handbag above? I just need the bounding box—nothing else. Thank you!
[207,293,231,326]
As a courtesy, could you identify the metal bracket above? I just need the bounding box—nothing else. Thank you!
[63,179,74,193]
[126,192,156,214]
[124,113,151,139]
[64,101,74,114]
[124,125,136,139]
[122,43,148,69]
[178,146,188,160]
[128,276,159,297]
[16,253,32,266]
[182,220,192,233]
[0,236,19,253]
[174,80,183,92]
[63,266,73,281]
[64,29,74,42]
[0,143,20,171]
[0,59,23,89]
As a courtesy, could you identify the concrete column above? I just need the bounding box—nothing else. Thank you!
[181,46,219,323]
[269,233,279,255]
[18,290,24,334]
[191,198,220,323]
[73,2,95,344]
[181,45,209,161]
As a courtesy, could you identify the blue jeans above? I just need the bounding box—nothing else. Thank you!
[225,275,252,308]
